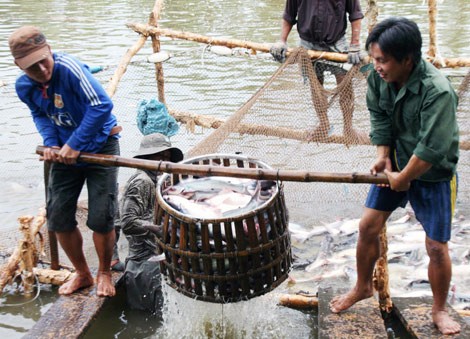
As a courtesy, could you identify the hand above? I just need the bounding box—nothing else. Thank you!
[146,225,163,237]
[41,146,60,162]
[270,41,288,63]
[57,144,80,165]
[384,169,410,192]
[370,156,392,187]
[347,43,363,65]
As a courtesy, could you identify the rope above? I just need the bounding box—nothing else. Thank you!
[0,273,41,307]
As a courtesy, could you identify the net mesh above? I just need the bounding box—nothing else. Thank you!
[1,46,469,269]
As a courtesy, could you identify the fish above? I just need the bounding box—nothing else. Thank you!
[208,45,233,56]
[164,195,222,219]
[147,51,171,63]
[288,222,328,243]
[305,234,334,273]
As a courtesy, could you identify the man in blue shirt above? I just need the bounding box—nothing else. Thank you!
[9,26,120,297]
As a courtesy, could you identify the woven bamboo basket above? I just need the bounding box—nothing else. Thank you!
[154,153,292,303]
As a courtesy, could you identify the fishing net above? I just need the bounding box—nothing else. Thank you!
[0,45,469,270]
[187,48,377,224]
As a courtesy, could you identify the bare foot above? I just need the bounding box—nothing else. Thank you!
[96,271,116,297]
[433,310,461,335]
[58,272,94,295]
[329,287,373,313]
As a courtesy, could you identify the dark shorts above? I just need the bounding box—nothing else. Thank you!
[365,175,458,242]
[46,137,120,233]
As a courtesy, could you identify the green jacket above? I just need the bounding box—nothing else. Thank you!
[367,59,459,182]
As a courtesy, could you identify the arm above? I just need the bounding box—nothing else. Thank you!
[279,19,294,43]
[350,19,362,45]
[120,178,160,237]
[60,55,114,153]
[384,155,432,191]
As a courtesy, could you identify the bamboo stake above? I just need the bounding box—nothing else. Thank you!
[126,22,470,68]
[36,146,388,184]
[149,0,166,104]
[278,294,319,309]
[365,0,379,34]
[427,0,438,60]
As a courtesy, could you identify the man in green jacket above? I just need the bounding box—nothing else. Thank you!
[329,17,460,335]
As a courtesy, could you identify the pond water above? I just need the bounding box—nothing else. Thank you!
[0,0,469,338]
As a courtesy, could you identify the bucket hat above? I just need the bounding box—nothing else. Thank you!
[134,133,183,162]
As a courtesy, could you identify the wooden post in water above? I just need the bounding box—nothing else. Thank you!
[365,0,379,34]
[149,0,166,104]
[427,0,438,60]
[44,161,59,270]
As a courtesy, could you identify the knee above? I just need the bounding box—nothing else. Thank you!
[426,238,448,264]
[358,219,382,239]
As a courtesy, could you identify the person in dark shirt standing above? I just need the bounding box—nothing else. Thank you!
[270,0,365,142]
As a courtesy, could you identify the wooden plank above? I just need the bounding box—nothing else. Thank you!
[24,271,123,339]
[393,296,469,338]
[318,285,387,339]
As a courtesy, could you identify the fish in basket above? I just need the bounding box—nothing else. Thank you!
[154,153,292,303]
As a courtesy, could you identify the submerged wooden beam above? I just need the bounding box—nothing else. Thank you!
[392,296,469,338]
[25,271,123,339]
[318,285,387,338]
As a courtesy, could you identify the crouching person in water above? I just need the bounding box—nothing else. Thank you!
[329,17,461,335]
[120,133,183,312]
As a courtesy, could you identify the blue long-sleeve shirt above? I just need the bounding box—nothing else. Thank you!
[15,52,118,154]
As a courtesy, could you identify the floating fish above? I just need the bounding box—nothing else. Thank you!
[208,45,233,56]
[147,51,171,63]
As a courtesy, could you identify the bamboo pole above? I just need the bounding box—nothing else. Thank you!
[427,0,438,60]
[278,294,319,309]
[365,0,379,34]
[126,23,353,63]
[149,0,166,104]
[126,22,470,68]
[36,146,388,185]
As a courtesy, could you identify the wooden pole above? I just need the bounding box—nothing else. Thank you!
[44,161,60,270]
[126,23,353,63]
[149,0,166,104]
[427,0,438,60]
[36,146,388,185]
[365,0,379,34]
[126,22,470,68]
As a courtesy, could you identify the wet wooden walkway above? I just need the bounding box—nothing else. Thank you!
[315,283,469,338]
[318,286,387,338]
[393,296,469,339]
[23,271,122,339]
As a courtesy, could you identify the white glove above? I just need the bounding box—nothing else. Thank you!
[270,41,288,63]
[347,43,364,65]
